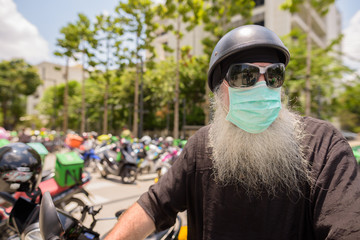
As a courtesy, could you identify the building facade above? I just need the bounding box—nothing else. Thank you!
[26,61,87,116]
[152,0,341,60]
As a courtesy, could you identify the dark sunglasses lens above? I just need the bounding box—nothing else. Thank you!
[228,64,259,88]
[266,64,285,88]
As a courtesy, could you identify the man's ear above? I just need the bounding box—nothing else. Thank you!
[219,80,230,110]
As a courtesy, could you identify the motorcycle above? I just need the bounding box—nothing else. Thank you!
[39,191,183,240]
[8,170,92,223]
[0,192,42,240]
[0,172,93,240]
[154,146,181,182]
[135,143,163,175]
[77,142,111,179]
[100,142,138,184]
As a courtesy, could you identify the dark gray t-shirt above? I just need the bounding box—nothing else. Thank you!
[138,117,360,239]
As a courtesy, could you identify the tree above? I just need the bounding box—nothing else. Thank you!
[201,0,255,124]
[179,54,208,129]
[281,29,352,119]
[92,14,124,134]
[336,82,360,133]
[54,23,81,133]
[157,0,204,138]
[116,0,158,138]
[38,81,82,131]
[0,59,41,129]
[281,0,335,116]
[73,13,97,134]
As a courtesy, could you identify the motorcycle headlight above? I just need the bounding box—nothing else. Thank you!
[24,228,42,240]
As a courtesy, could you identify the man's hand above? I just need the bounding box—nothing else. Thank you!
[104,202,155,240]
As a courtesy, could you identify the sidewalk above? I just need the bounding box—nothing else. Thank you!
[348,139,360,147]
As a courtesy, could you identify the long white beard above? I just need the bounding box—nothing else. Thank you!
[209,92,313,197]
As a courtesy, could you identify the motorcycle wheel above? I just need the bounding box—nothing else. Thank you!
[102,159,120,175]
[57,197,87,222]
[96,161,108,178]
[121,165,137,184]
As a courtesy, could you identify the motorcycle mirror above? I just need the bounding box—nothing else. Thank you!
[39,191,63,240]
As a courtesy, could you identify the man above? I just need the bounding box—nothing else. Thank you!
[105,25,360,239]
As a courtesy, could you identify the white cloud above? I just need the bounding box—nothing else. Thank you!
[0,0,49,64]
[342,10,360,77]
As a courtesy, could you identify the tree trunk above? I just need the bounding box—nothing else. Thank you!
[80,48,86,134]
[103,39,110,134]
[1,99,8,129]
[305,0,312,116]
[133,62,139,138]
[63,57,69,133]
[103,78,109,134]
[173,16,181,139]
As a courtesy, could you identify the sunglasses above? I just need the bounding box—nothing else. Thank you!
[225,63,286,88]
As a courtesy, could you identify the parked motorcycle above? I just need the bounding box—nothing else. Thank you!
[0,142,92,240]
[76,141,112,178]
[0,192,42,240]
[154,146,181,181]
[100,142,138,184]
[13,170,92,222]
[0,142,44,239]
[39,191,183,240]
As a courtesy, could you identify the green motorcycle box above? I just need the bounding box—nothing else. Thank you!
[54,151,84,187]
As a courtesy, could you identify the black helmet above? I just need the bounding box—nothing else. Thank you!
[207,25,290,92]
[0,142,42,193]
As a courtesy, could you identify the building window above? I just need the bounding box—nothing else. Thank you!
[254,0,265,7]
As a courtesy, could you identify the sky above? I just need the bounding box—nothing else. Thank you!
[0,0,359,74]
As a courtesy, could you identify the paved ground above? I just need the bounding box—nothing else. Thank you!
[349,139,360,147]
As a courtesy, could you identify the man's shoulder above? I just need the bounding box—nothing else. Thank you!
[186,125,211,149]
[302,116,344,139]
[183,125,212,170]
[301,116,349,155]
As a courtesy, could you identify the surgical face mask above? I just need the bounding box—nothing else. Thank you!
[225,81,282,134]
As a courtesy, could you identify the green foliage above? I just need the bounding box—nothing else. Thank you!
[282,29,352,119]
[336,82,360,132]
[37,81,81,130]
[54,23,81,59]
[281,0,335,15]
[116,0,158,63]
[201,0,255,58]
[0,59,41,129]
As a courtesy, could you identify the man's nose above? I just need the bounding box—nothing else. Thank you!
[257,74,265,83]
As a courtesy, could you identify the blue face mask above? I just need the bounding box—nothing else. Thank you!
[225,81,282,134]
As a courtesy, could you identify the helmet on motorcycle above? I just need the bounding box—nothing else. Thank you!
[207,25,290,92]
[0,142,42,193]
[141,136,151,145]
[164,136,174,146]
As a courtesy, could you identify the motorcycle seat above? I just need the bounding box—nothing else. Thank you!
[39,178,69,196]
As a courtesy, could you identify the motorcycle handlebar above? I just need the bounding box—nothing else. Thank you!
[0,191,16,205]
